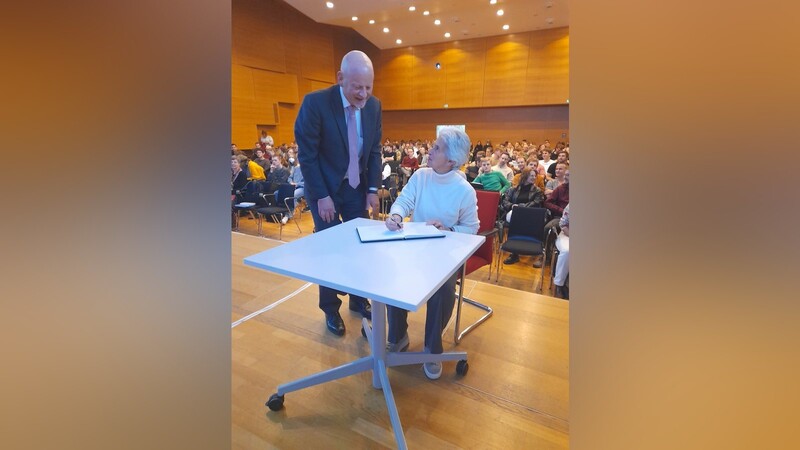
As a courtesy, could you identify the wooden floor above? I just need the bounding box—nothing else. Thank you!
[232,231,569,449]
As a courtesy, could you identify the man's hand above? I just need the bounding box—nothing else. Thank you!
[317,196,335,223]
[366,193,379,215]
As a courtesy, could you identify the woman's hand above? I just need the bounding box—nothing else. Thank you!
[426,220,451,231]
[386,213,403,231]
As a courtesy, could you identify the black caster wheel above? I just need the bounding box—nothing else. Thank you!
[361,326,367,338]
[266,393,284,411]
[456,360,469,376]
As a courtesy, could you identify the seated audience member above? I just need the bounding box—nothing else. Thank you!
[511,155,526,173]
[231,155,248,227]
[384,127,479,380]
[231,143,238,153]
[259,130,274,147]
[545,168,569,218]
[512,158,546,191]
[500,167,546,267]
[491,153,514,181]
[418,145,429,167]
[547,150,569,179]
[281,160,305,224]
[553,203,570,299]
[539,149,556,175]
[472,157,511,194]
[240,152,266,182]
[381,144,396,164]
[544,168,570,238]
[253,148,270,173]
[265,154,290,193]
[545,161,569,197]
[399,146,419,187]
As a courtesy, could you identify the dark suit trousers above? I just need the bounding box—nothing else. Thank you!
[387,272,458,354]
[308,178,369,314]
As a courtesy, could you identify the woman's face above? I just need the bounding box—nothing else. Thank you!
[271,156,282,168]
[428,138,453,174]
[526,172,536,184]
[231,158,240,171]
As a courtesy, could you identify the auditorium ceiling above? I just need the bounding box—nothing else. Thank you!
[282,0,569,49]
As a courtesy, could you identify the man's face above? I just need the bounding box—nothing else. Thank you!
[338,67,373,109]
[255,150,264,158]
[557,152,567,163]
[555,163,567,178]
[499,154,509,166]
[542,151,550,160]
[527,160,538,171]
[480,160,491,173]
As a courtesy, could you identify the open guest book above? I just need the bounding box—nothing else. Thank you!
[356,222,445,243]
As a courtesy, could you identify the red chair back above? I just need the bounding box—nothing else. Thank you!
[465,190,501,276]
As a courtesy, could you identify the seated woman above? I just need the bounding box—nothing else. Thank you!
[231,155,248,228]
[499,167,545,266]
[553,203,570,299]
[384,127,479,380]
[511,157,546,192]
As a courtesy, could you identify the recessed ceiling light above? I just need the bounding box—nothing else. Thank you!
[423,10,430,16]
[444,32,451,38]
[497,9,504,16]
[434,19,441,25]
[352,16,358,21]
[409,6,416,11]
[369,19,375,24]
[396,39,402,44]
[503,24,509,30]
[325,2,334,8]
[383,27,390,33]
[490,0,497,4]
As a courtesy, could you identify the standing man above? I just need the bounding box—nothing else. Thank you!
[295,50,381,336]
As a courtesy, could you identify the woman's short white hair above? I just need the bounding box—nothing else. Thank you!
[438,127,471,170]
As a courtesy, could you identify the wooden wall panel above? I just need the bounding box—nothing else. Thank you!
[382,105,569,145]
[410,44,448,109]
[443,40,487,108]
[375,48,417,110]
[232,0,285,72]
[525,28,570,105]
[483,34,531,107]
[252,70,298,104]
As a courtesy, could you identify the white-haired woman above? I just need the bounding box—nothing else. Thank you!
[384,127,480,380]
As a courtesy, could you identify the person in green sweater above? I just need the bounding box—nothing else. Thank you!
[472,157,511,194]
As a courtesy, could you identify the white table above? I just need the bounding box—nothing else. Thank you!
[244,217,484,449]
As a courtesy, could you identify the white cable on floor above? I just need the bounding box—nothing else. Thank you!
[231,282,312,328]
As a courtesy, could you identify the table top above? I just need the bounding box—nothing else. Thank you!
[244,217,484,312]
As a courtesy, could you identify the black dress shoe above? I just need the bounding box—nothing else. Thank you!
[504,254,520,265]
[325,312,345,336]
[348,300,372,320]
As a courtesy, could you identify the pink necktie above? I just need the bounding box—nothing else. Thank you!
[346,105,360,189]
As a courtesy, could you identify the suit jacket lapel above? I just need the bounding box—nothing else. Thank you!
[329,86,348,152]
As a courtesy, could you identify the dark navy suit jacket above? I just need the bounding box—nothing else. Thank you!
[295,84,382,202]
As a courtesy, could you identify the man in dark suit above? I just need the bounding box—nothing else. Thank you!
[295,50,381,336]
